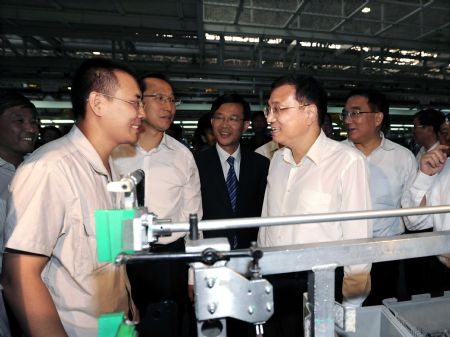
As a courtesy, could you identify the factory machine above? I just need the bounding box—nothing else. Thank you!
[96,171,450,337]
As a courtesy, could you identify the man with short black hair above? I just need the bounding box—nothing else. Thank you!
[0,91,39,337]
[413,108,445,163]
[195,94,269,249]
[342,88,417,304]
[112,73,202,337]
[258,75,372,337]
[2,58,144,337]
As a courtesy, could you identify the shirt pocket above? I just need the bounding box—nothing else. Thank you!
[296,189,332,214]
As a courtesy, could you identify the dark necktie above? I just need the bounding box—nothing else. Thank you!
[226,156,238,212]
[226,156,238,249]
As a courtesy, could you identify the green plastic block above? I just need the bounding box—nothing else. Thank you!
[98,312,124,337]
[95,209,136,262]
[98,312,137,337]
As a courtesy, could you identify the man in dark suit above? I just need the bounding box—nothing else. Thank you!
[195,93,270,250]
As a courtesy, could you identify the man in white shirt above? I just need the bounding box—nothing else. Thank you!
[401,115,450,289]
[0,91,39,337]
[2,58,144,337]
[257,75,372,337]
[112,73,202,337]
[413,108,445,163]
[342,88,417,304]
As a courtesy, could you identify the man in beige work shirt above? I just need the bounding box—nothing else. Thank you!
[2,58,144,337]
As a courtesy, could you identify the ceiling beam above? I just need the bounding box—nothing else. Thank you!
[373,0,434,36]
[233,0,244,24]
[203,23,450,53]
[282,0,307,29]
[329,0,370,32]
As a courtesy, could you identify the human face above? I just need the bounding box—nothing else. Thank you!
[439,118,450,156]
[103,70,144,145]
[141,78,176,132]
[412,117,431,147]
[0,105,39,163]
[344,95,382,145]
[211,102,249,154]
[266,84,310,148]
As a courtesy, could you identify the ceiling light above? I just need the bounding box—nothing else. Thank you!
[361,7,371,14]
[92,51,101,55]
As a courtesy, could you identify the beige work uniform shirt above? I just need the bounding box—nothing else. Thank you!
[5,126,133,337]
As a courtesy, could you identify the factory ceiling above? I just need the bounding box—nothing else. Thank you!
[1,0,450,118]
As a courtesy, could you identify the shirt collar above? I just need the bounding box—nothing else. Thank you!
[137,133,176,154]
[283,130,327,166]
[216,143,241,164]
[0,156,15,172]
[345,132,395,152]
[67,125,110,177]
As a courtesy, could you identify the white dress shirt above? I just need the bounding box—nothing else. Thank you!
[344,134,417,237]
[216,143,241,180]
[258,131,372,306]
[415,141,440,164]
[401,159,450,266]
[113,133,203,244]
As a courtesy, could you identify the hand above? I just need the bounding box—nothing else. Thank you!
[188,284,194,304]
[420,145,449,176]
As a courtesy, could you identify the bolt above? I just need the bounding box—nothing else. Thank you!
[207,302,217,314]
[248,306,254,315]
[206,277,215,288]
[265,285,271,294]
[266,303,272,312]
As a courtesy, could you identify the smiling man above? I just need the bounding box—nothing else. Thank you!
[195,94,269,249]
[112,73,202,337]
[0,91,39,337]
[257,75,372,337]
[342,88,417,304]
[195,93,269,337]
[2,59,144,337]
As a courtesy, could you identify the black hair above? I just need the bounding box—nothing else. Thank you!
[0,91,37,116]
[210,93,251,121]
[138,73,174,93]
[345,88,390,131]
[413,108,445,136]
[271,75,328,126]
[71,58,135,120]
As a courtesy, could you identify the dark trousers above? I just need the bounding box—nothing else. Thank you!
[263,268,344,337]
[128,237,189,337]
[364,260,405,305]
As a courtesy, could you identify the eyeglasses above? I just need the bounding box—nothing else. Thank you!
[99,93,144,111]
[143,93,181,106]
[212,115,244,124]
[413,124,427,129]
[263,104,310,118]
[339,108,376,121]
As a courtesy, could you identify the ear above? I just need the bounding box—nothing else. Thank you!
[87,91,105,117]
[375,112,384,127]
[305,104,318,126]
[242,120,250,133]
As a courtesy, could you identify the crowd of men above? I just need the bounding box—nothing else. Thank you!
[0,58,449,337]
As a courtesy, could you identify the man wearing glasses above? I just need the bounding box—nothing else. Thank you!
[342,88,417,304]
[257,75,372,337]
[412,108,445,163]
[2,58,144,336]
[195,93,269,336]
[112,73,202,337]
[402,114,450,289]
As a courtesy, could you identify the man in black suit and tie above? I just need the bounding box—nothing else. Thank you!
[195,93,270,250]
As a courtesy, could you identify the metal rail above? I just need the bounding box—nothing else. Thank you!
[158,205,450,233]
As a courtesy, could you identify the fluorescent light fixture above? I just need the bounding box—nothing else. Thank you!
[361,7,371,13]
[92,51,101,55]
